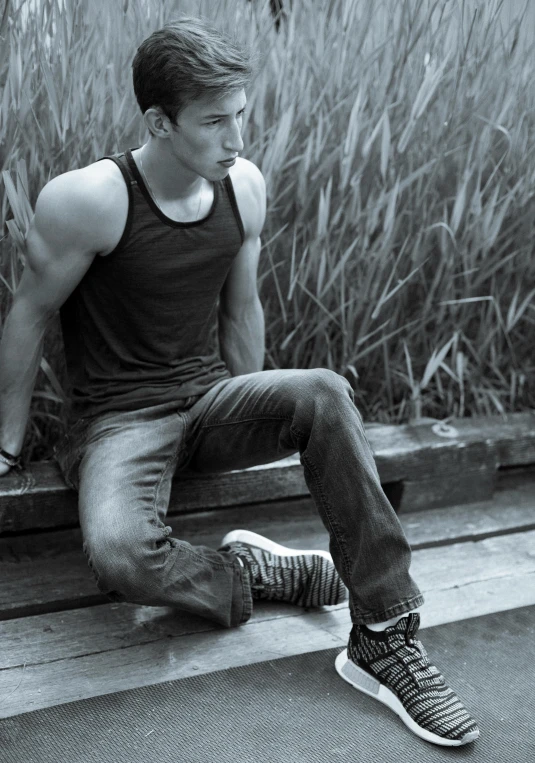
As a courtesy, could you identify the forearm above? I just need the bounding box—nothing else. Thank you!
[219,296,265,376]
[0,298,47,454]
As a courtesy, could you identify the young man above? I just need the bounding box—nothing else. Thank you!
[0,17,479,747]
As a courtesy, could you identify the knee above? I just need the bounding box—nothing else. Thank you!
[307,368,352,394]
[300,368,354,409]
[83,525,156,596]
[291,368,357,434]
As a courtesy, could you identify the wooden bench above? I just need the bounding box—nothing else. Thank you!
[3,412,535,535]
[1,412,534,718]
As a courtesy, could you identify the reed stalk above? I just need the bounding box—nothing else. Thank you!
[1,0,534,460]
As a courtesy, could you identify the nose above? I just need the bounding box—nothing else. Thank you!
[223,118,244,154]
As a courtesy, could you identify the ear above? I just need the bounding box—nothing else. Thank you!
[143,108,175,138]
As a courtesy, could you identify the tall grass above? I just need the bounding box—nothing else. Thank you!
[1,0,534,461]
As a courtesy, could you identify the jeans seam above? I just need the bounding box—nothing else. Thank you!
[199,414,291,428]
[151,412,190,550]
[238,562,253,624]
[291,423,353,585]
[185,415,294,468]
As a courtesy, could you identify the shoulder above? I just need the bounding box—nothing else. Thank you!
[228,157,266,238]
[32,158,128,255]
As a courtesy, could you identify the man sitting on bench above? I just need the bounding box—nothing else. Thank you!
[0,16,479,748]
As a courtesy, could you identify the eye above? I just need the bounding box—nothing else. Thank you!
[205,108,246,127]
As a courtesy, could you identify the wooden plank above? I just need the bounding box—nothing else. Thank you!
[0,466,76,533]
[0,599,337,671]
[1,413,533,533]
[166,465,535,551]
[1,530,533,718]
[401,489,535,549]
[451,412,535,467]
[398,464,496,512]
[1,469,534,619]
[369,412,535,475]
[2,465,533,561]
[0,551,105,620]
[2,528,534,671]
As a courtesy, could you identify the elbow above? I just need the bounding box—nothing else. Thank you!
[220,294,263,324]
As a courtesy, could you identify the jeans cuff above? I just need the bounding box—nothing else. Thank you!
[351,594,425,626]
[235,559,253,625]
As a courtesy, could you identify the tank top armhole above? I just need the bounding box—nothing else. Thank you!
[224,175,245,245]
[96,154,135,256]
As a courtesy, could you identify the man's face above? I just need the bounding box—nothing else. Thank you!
[168,88,247,180]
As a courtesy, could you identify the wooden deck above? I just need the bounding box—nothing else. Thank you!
[1,413,534,719]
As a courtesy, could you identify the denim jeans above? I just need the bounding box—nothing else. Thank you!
[54,368,424,628]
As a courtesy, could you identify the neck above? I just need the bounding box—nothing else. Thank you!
[138,137,203,200]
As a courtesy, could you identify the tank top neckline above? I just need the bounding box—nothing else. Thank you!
[124,147,219,230]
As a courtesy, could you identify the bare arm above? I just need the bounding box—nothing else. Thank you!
[0,170,116,473]
[218,236,265,375]
[218,160,267,376]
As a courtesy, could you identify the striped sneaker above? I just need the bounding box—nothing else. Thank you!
[335,613,480,747]
[219,529,346,607]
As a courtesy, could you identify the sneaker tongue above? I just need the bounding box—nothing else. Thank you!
[404,612,420,643]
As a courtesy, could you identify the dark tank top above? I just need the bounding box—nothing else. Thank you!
[59,148,244,421]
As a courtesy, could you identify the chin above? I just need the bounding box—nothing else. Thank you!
[210,165,231,181]
[194,163,223,180]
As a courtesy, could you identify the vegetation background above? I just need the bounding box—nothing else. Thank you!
[1,0,534,462]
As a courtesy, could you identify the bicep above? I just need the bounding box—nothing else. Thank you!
[220,161,266,316]
[219,236,262,317]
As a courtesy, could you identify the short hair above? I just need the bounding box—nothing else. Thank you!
[132,17,253,124]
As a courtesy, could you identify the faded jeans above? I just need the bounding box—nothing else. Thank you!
[54,368,424,628]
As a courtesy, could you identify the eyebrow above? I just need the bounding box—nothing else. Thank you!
[201,105,247,119]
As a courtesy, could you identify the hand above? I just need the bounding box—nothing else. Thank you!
[0,461,12,477]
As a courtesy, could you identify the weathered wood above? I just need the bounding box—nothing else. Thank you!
[0,552,105,620]
[0,413,533,533]
[369,412,535,474]
[1,469,534,620]
[3,528,534,671]
[1,529,533,718]
[0,599,334,671]
[2,465,533,562]
[398,465,496,512]
[401,470,535,548]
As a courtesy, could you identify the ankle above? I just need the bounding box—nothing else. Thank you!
[366,608,421,632]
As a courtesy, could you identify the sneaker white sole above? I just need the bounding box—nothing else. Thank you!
[335,649,480,747]
[220,529,334,563]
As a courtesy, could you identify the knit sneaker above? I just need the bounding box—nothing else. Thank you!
[219,529,346,607]
[335,613,480,747]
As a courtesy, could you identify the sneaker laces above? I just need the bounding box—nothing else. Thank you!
[370,615,445,691]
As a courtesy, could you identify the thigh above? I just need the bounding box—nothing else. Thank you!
[183,368,346,474]
[75,405,189,548]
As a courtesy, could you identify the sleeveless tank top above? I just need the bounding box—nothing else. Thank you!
[59,148,245,421]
